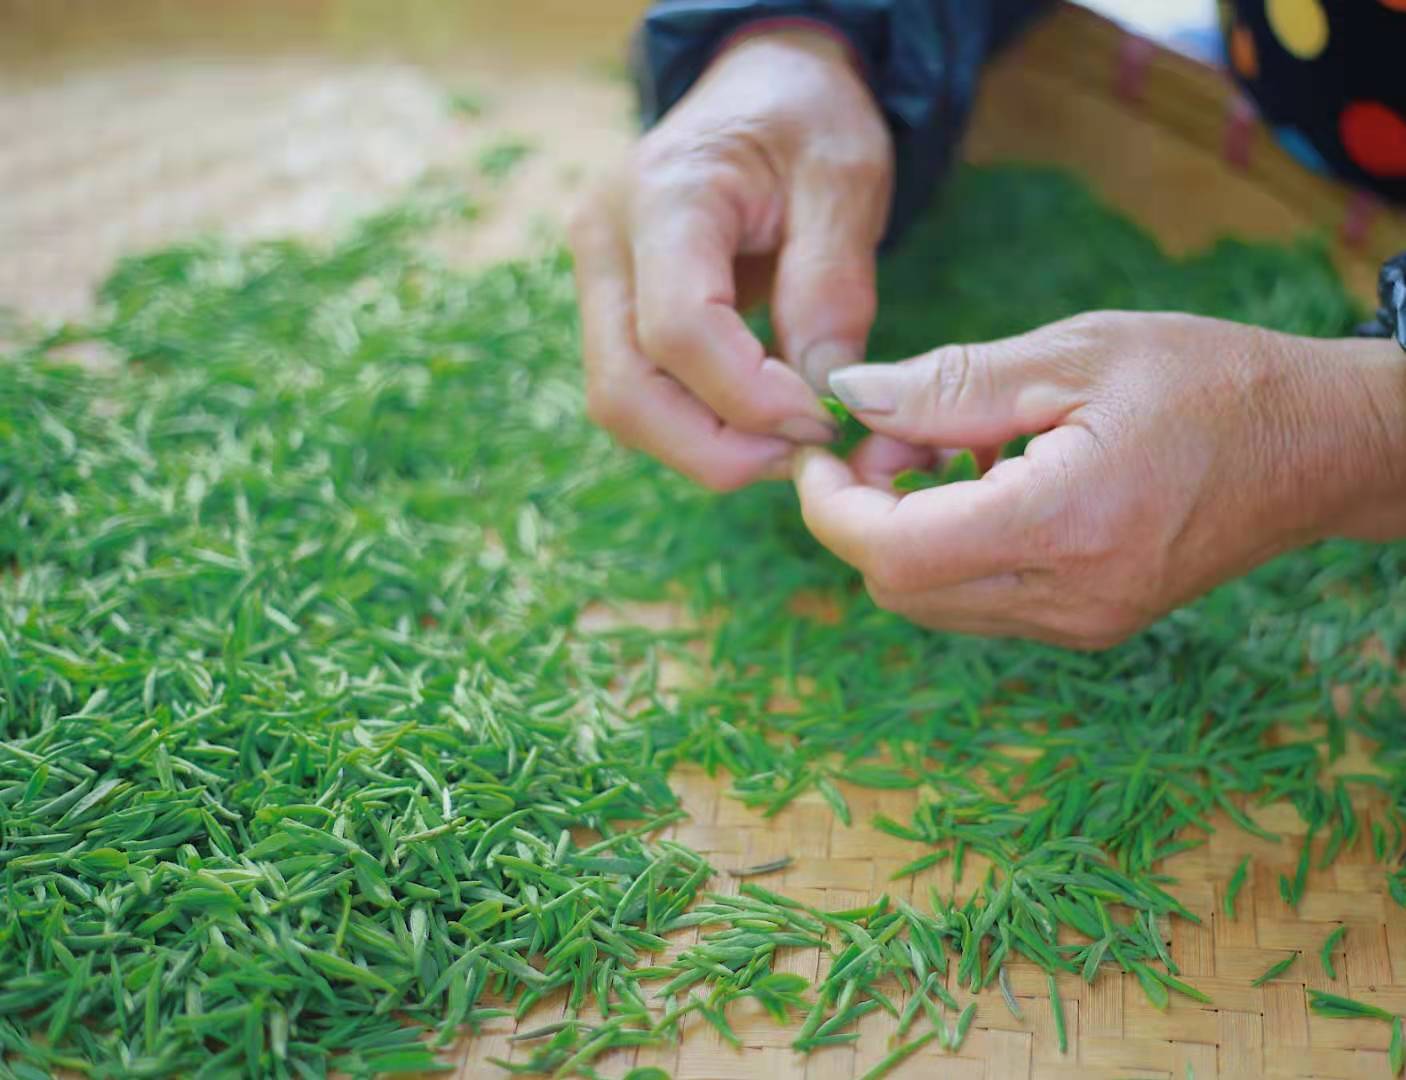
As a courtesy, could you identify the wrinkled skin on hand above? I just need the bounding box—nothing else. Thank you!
[568,28,894,491]
[568,31,1406,649]
[797,312,1406,649]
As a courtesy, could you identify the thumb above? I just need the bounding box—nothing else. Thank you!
[826,330,1091,447]
[771,169,887,393]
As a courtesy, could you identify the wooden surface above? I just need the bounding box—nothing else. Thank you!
[4,3,1406,1078]
[965,6,1406,302]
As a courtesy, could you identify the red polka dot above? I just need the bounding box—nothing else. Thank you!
[1340,101,1406,177]
[1379,0,1406,11]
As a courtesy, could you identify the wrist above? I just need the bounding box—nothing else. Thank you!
[711,20,867,83]
[1291,335,1406,543]
[708,20,871,94]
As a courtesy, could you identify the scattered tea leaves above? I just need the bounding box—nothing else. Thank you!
[1320,925,1347,980]
[1048,975,1067,1055]
[727,857,794,878]
[449,91,488,118]
[860,1029,940,1080]
[998,965,1023,1022]
[2,163,1401,1077]
[1252,953,1298,987]
[477,138,534,182]
[952,1002,978,1053]
[892,450,980,493]
[1225,856,1252,919]
[1309,991,1395,1022]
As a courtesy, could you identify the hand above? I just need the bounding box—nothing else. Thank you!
[569,28,894,490]
[794,311,1406,649]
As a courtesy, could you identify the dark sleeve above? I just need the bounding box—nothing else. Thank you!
[630,0,1053,248]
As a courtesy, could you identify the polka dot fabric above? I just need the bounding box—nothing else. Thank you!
[1264,0,1328,59]
[1221,0,1406,202]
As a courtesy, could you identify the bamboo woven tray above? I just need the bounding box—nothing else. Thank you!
[3,3,1405,1077]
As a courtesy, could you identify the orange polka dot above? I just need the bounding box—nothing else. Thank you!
[1340,101,1406,177]
[1379,0,1406,11]
[1230,24,1258,78]
[1266,0,1329,59]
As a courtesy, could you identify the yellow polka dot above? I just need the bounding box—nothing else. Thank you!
[1266,0,1329,59]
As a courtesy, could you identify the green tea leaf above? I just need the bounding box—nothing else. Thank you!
[1251,953,1298,987]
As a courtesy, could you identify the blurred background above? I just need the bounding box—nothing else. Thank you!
[0,0,645,322]
[0,0,1216,323]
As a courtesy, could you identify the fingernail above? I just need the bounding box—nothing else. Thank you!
[800,342,862,392]
[777,415,838,444]
[828,365,897,415]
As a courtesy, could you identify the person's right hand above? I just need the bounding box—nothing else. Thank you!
[569,27,894,491]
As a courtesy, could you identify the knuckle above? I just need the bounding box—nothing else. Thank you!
[816,144,890,190]
[1048,608,1136,652]
[1032,488,1113,563]
[1068,632,1122,654]
[1072,516,1120,562]
[925,343,984,413]
[566,179,618,251]
[1039,311,1114,362]
[689,457,753,493]
[728,393,791,433]
[862,547,912,595]
[799,254,877,316]
[862,575,900,611]
[1046,310,1134,365]
[584,379,627,433]
[635,312,696,364]
[635,330,787,434]
[1076,632,1128,653]
[1058,310,1110,336]
[565,201,595,250]
[1096,310,1154,334]
[631,130,680,178]
[633,137,733,200]
[1056,310,1133,342]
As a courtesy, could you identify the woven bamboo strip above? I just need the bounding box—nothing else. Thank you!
[4,5,1405,1078]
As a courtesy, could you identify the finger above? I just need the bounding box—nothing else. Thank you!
[571,195,793,491]
[847,434,934,488]
[867,569,1121,648]
[791,448,901,569]
[630,184,834,443]
[826,320,1094,447]
[619,370,796,489]
[866,573,1024,633]
[793,446,1040,588]
[771,160,888,391]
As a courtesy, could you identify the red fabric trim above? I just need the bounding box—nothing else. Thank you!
[1115,34,1155,104]
[1223,94,1258,170]
[1341,188,1380,250]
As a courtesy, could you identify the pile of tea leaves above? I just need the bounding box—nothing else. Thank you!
[2,165,1405,1079]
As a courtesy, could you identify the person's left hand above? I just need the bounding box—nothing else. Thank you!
[794,311,1406,649]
